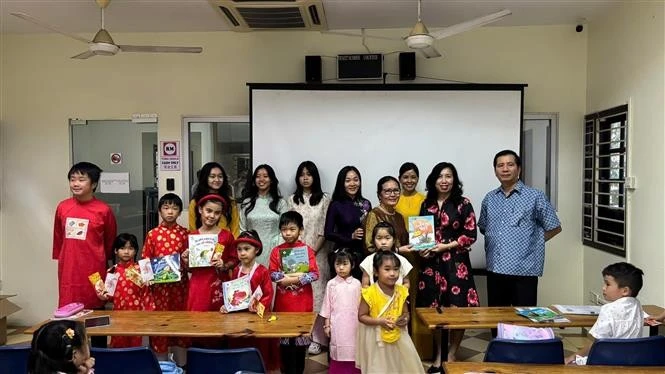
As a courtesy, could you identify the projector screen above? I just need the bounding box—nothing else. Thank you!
[249,84,524,270]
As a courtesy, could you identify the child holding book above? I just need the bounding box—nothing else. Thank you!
[319,248,361,374]
[360,222,412,289]
[565,262,645,364]
[141,193,189,357]
[28,320,95,374]
[97,233,155,348]
[356,251,424,374]
[52,162,117,348]
[184,194,237,312]
[269,211,319,374]
[220,230,280,373]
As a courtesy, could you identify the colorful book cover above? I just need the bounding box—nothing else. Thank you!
[515,307,561,323]
[104,272,119,296]
[125,266,145,287]
[188,234,219,268]
[137,259,154,284]
[279,246,310,274]
[222,277,252,312]
[149,254,182,284]
[408,215,436,251]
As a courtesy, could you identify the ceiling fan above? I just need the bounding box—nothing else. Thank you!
[11,0,203,59]
[330,0,511,59]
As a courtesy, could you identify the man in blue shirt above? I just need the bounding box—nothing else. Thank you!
[478,150,562,308]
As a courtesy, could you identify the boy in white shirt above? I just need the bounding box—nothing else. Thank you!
[566,262,644,364]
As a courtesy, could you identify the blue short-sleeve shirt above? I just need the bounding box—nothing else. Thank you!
[478,180,561,276]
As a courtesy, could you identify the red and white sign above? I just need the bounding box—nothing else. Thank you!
[160,141,181,171]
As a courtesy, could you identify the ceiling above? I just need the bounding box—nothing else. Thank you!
[1,0,620,34]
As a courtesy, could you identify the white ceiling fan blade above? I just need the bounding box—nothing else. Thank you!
[430,9,512,40]
[71,50,96,59]
[418,46,442,59]
[322,31,402,42]
[11,12,91,44]
[118,45,203,53]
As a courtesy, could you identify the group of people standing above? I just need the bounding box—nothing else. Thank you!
[47,148,562,374]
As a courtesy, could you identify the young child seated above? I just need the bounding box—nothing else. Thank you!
[566,262,644,364]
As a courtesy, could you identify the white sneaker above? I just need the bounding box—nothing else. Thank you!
[308,342,322,355]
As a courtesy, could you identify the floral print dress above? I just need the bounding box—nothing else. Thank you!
[417,197,479,308]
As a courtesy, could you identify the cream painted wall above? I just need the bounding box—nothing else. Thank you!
[1,25,587,324]
[585,2,665,306]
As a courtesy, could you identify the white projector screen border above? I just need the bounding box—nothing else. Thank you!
[248,83,526,271]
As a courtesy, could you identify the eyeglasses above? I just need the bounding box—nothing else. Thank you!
[382,189,401,195]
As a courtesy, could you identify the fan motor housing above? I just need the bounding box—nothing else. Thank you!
[406,34,433,49]
[91,42,119,56]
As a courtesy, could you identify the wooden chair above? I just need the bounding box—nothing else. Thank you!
[587,336,665,366]
[484,338,565,364]
[187,347,266,374]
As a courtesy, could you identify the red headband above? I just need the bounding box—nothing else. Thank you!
[197,194,228,209]
[233,237,263,251]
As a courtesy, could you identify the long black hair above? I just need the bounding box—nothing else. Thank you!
[112,233,139,263]
[28,320,88,374]
[192,162,233,225]
[292,161,325,206]
[241,164,282,215]
[424,162,464,206]
[331,166,365,202]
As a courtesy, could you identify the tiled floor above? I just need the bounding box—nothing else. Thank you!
[8,326,592,373]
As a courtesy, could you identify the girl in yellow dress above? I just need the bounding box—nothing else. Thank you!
[356,251,424,373]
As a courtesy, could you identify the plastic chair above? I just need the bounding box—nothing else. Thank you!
[187,347,266,374]
[484,338,565,364]
[0,343,30,374]
[91,346,162,374]
[587,335,665,366]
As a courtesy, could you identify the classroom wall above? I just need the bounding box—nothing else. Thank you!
[584,2,665,305]
[0,24,587,324]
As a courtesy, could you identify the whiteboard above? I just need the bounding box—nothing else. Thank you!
[250,85,523,269]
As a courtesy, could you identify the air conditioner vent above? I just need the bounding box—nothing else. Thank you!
[209,0,327,31]
[237,7,305,28]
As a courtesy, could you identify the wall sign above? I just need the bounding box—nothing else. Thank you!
[159,141,181,171]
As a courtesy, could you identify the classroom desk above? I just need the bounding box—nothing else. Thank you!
[443,362,665,373]
[418,305,664,359]
[25,311,315,338]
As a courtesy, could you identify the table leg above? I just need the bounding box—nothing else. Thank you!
[440,328,449,362]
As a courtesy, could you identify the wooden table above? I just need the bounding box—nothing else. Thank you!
[418,305,664,359]
[25,311,315,338]
[444,362,665,373]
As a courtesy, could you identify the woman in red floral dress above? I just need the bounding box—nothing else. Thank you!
[417,162,478,369]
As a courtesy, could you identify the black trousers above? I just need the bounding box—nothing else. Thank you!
[280,342,307,374]
[487,271,538,337]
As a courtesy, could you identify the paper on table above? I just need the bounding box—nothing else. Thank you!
[553,304,601,315]
[99,172,130,194]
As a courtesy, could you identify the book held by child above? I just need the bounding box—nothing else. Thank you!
[279,246,310,274]
[222,277,253,312]
[138,254,182,284]
[188,233,221,268]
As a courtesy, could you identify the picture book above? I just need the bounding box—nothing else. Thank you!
[222,277,252,312]
[188,234,220,268]
[88,272,104,294]
[408,215,436,251]
[552,304,601,315]
[249,286,263,312]
[515,307,565,323]
[104,272,119,297]
[140,254,182,284]
[137,259,154,284]
[279,246,310,274]
[124,266,145,287]
[496,322,555,340]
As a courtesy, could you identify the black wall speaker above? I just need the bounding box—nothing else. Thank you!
[305,55,322,83]
[399,52,416,81]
